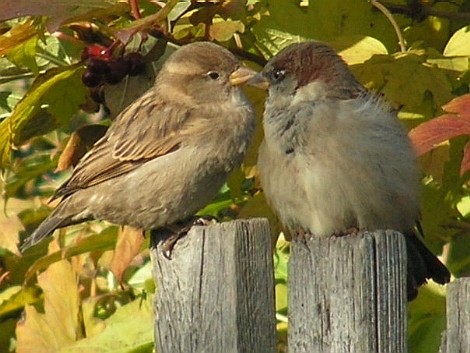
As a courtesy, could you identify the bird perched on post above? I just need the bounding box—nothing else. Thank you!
[21,42,256,253]
[251,41,450,300]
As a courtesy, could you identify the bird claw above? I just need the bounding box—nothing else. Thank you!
[192,215,218,227]
[292,228,308,240]
[332,227,360,237]
[161,232,185,260]
[160,215,219,259]
[291,229,312,252]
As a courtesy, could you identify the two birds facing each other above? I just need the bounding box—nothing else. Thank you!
[21,41,450,300]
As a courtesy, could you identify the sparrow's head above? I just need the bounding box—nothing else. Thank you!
[158,42,256,104]
[251,41,364,101]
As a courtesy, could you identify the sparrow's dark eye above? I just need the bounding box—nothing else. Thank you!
[207,71,220,80]
[270,69,286,83]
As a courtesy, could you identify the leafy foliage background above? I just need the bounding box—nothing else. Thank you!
[0,1,469,352]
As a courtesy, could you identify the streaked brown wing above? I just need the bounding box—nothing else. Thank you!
[55,92,192,198]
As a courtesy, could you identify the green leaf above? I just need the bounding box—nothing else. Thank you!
[6,36,39,75]
[42,73,87,124]
[419,180,459,252]
[352,51,453,120]
[274,234,289,314]
[24,226,118,281]
[3,153,58,200]
[447,230,470,276]
[443,25,470,57]
[0,285,42,319]
[404,2,457,52]
[408,283,447,353]
[251,0,406,57]
[127,262,155,294]
[167,0,191,21]
[0,65,86,169]
[426,53,470,74]
[60,298,154,353]
[0,318,17,353]
[251,21,311,58]
[0,92,22,115]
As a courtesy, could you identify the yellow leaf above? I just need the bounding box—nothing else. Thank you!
[16,257,80,353]
[0,21,37,56]
[333,35,388,65]
[209,18,245,42]
[444,25,470,57]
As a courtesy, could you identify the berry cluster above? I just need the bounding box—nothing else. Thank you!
[81,44,146,88]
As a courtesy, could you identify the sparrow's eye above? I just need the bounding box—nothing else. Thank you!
[207,71,220,80]
[270,69,286,83]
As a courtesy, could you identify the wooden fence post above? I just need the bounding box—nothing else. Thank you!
[440,278,470,353]
[150,218,277,353]
[288,230,408,353]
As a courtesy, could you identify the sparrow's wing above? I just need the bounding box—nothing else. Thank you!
[55,93,195,198]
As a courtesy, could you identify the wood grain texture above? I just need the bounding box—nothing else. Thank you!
[440,278,470,353]
[151,218,276,353]
[288,230,407,353]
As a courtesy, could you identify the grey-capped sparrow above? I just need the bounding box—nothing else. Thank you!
[21,42,256,252]
[252,41,450,300]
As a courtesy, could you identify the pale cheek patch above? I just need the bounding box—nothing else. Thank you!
[291,80,328,106]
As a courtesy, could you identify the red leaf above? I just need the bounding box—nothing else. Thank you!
[460,141,470,176]
[409,114,470,156]
[442,93,470,116]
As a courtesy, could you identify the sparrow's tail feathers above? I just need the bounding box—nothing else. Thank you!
[20,214,71,252]
[405,232,451,300]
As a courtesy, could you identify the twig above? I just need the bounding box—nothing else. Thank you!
[371,0,406,53]
[230,47,267,67]
[129,0,141,20]
[382,1,470,21]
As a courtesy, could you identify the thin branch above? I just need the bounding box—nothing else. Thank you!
[371,0,407,53]
[129,0,141,20]
[425,6,470,20]
[36,50,68,67]
[230,47,267,67]
[382,1,470,21]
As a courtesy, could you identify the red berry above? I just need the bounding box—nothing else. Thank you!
[87,58,110,75]
[104,59,130,85]
[82,44,108,60]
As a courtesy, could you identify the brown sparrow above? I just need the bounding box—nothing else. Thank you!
[251,41,450,299]
[21,42,256,252]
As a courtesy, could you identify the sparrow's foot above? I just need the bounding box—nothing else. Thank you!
[292,228,308,240]
[192,215,218,227]
[291,228,312,252]
[332,227,360,237]
[161,216,219,259]
[161,229,186,260]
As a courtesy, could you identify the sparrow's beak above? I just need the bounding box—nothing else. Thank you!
[229,66,258,86]
[247,73,270,90]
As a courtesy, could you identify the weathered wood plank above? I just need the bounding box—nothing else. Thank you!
[440,277,470,353]
[288,230,407,353]
[151,218,277,353]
